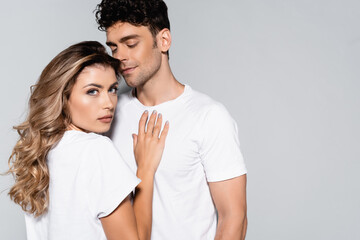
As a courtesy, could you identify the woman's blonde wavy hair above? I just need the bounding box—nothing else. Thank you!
[7,41,120,217]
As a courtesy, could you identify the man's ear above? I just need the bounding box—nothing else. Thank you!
[157,28,171,53]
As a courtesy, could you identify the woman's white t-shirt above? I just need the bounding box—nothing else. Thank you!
[25,130,140,240]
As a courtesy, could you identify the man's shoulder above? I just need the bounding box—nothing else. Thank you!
[186,86,228,114]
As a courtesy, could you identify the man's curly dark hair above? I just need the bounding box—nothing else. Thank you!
[95,0,170,39]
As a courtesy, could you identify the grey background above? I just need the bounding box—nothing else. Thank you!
[1,0,359,239]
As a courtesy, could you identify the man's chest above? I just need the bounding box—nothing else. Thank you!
[112,110,203,174]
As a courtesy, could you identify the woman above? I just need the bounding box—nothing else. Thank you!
[7,41,168,240]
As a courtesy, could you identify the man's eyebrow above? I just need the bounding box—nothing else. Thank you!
[106,34,140,46]
[106,41,116,47]
[83,83,103,89]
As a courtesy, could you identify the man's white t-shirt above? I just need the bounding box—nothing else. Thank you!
[25,130,140,240]
[110,84,247,240]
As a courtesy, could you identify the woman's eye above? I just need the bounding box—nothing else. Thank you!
[109,87,118,94]
[87,89,98,95]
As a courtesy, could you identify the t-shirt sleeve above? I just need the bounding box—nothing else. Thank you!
[199,103,247,182]
[87,137,141,219]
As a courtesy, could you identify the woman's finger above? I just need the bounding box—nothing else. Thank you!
[153,113,163,138]
[132,133,138,150]
[146,110,157,135]
[138,110,148,136]
[159,121,169,143]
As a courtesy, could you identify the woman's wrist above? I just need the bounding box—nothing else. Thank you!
[136,168,156,180]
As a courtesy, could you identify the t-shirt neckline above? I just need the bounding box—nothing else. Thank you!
[130,84,191,110]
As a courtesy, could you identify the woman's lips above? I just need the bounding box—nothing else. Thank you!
[98,115,113,123]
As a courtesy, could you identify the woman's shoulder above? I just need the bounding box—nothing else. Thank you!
[55,130,114,151]
[49,131,120,168]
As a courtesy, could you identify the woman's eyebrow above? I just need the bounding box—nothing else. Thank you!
[110,82,119,88]
[83,83,103,89]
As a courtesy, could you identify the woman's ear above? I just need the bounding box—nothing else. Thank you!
[157,28,171,53]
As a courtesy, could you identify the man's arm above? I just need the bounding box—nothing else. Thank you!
[209,174,247,240]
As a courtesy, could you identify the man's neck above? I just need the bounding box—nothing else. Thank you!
[135,63,184,106]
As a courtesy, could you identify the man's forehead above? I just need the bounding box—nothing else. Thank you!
[106,22,148,37]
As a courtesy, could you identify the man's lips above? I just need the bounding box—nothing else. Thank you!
[98,115,113,123]
[121,66,136,75]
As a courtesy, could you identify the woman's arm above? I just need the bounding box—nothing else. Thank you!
[100,110,168,240]
[132,110,169,240]
[100,195,140,240]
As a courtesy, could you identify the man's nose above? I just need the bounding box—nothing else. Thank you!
[113,48,128,62]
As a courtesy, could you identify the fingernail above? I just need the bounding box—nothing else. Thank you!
[158,113,162,118]
[144,110,148,114]
[153,110,157,114]
[165,120,169,125]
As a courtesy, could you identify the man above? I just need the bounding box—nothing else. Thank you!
[95,0,247,239]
